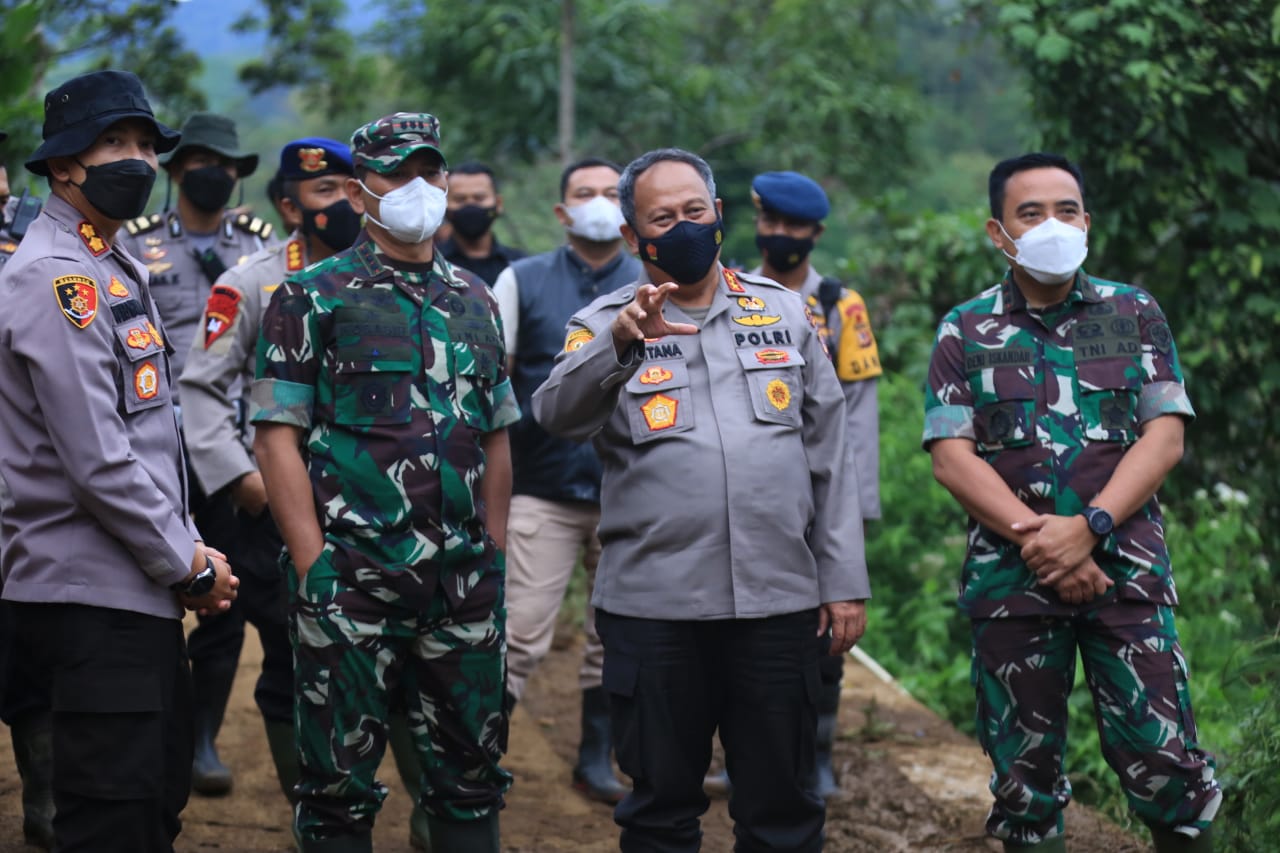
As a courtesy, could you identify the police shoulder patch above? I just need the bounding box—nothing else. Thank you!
[564,328,595,352]
[53,274,99,329]
[203,284,242,349]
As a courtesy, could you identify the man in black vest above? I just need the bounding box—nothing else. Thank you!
[491,157,640,803]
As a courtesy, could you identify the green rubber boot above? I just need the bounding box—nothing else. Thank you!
[1003,837,1067,853]
[388,712,432,851]
[1150,825,1213,853]
[426,812,499,853]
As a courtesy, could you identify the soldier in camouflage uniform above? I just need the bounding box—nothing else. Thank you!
[253,113,517,853]
[923,153,1220,853]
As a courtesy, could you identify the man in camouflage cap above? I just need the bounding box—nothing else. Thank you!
[923,152,1220,852]
[253,112,517,853]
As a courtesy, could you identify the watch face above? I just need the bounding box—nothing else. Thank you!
[1087,509,1113,536]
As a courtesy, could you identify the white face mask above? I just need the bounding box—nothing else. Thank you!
[564,195,625,243]
[362,176,448,244]
[1000,217,1088,286]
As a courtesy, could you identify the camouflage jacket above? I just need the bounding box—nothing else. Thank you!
[251,233,520,608]
[922,271,1194,618]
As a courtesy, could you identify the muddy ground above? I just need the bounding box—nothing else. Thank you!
[0,620,1146,852]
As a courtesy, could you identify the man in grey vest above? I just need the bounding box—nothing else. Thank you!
[491,157,639,803]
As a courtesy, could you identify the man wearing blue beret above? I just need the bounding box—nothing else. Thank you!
[744,170,882,798]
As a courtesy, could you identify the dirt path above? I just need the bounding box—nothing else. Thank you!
[0,623,1145,852]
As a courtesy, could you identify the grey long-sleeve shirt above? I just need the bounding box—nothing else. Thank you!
[0,195,199,619]
[533,267,870,620]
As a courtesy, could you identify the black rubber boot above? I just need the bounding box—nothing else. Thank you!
[1150,825,1213,852]
[191,658,236,795]
[387,712,432,851]
[1003,837,1067,853]
[299,831,373,853]
[572,686,629,804]
[263,718,301,804]
[813,679,842,797]
[426,812,499,853]
[10,711,54,850]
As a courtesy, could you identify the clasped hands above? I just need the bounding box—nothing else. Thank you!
[1012,514,1113,605]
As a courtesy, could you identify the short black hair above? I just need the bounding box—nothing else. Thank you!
[560,157,622,202]
[988,153,1085,220]
[266,173,285,204]
[618,149,714,228]
[451,161,498,192]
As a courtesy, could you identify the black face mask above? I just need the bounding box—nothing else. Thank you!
[300,198,363,252]
[756,233,814,274]
[446,204,498,241]
[636,217,724,286]
[73,158,157,221]
[181,165,236,212]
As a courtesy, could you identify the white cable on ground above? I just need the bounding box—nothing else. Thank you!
[848,645,912,697]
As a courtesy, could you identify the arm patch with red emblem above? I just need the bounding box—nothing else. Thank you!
[202,284,242,349]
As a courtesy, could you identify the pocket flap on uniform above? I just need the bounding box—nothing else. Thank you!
[625,360,691,393]
[332,359,414,375]
[735,346,806,371]
[53,666,163,714]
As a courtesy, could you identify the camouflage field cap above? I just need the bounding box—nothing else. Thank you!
[350,112,446,174]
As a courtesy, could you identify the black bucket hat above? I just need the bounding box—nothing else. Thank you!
[160,112,259,177]
[25,70,180,177]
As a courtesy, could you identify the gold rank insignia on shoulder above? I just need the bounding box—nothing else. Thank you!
[53,274,99,329]
[733,314,781,327]
[286,239,305,271]
[723,269,746,293]
[76,221,109,257]
[124,214,162,236]
[564,328,594,352]
[234,213,272,239]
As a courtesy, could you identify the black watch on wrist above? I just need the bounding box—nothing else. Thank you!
[172,554,217,596]
[1081,506,1114,538]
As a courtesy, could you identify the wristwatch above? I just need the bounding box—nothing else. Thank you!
[1081,506,1114,538]
[172,554,217,596]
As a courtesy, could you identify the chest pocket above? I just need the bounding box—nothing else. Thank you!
[330,305,416,427]
[113,322,169,414]
[736,347,805,429]
[624,360,694,445]
[1075,359,1141,444]
[969,366,1037,453]
[445,301,505,431]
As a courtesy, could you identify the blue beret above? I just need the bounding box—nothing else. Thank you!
[277,137,353,181]
[751,171,830,222]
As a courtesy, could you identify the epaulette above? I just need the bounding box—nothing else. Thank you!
[585,283,637,314]
[232,212,273,240]
[734,269,788,291]
[123,213,163,237]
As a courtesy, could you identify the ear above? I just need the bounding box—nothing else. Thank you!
[495,193,504,215]
[620,221,640,255]
[346,176,366,215]
[1083,211,1091,236]
[812,222,826,245]
[45,156,75,184]
[715,198,723,219]
[553,202,572,228]
[985,218,1010,253]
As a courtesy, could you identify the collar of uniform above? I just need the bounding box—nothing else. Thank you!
[440,236,518,265]
[41,193,85,232]
[997,268,1100,315]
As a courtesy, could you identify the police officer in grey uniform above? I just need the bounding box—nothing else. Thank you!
[0,68,238,853]
[179,136,434,850]
[533,148,870,853]
[119,110,272,795]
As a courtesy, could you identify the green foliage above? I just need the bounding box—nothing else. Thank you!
[1215,636,1280,851]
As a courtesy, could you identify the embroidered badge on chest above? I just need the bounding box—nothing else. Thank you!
[564,328,594,352]
[134,362,159,400]
[203,284,242,348]
[108,276,130,298]
[638,366,674,385]
[53,275,99,329]
[737,296,766,312]
[754,348,789,365]
[733,314,781,327]
[766,378,791,411]
[641,393,678,431]
[125,327,152,349]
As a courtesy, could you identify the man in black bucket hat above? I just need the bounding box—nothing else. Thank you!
[0,69,239,852]
[119,110,274,798]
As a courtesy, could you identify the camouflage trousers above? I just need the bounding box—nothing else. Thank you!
[289,543,511,841]
[971,601,1220,845]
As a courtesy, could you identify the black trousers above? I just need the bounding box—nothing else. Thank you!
[596,609,825,853]
[187,490,293,722]
[0,598,50,725]
[14,603,193,853]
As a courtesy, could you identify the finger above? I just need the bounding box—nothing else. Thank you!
[663,321,700,337]
[1011,515,1048,532]
[816,607,829,637]
[829,615,849,655]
